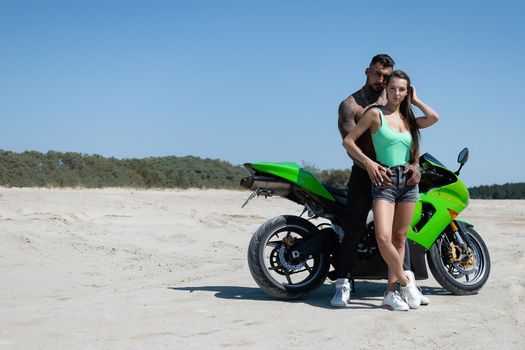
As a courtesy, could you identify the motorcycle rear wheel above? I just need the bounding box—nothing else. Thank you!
[247,215,330,299]
[428,227,490,295]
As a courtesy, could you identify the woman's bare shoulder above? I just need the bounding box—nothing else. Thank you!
[359,105,381,123]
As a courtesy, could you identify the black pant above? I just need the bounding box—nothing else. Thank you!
[335,165,411,279]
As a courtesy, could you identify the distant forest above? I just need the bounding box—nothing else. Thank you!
[0,150,523,199]
[0,150,350,190]
[468,183,525,199]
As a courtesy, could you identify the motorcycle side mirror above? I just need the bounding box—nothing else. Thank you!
[455,147,469,175]
[457,147,469,165]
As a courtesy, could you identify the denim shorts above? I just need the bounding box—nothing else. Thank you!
[371,165,419,204]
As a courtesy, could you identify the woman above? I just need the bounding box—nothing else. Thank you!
[343,70,439,311]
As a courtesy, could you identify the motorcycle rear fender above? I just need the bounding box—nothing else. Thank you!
[244,162,335,201]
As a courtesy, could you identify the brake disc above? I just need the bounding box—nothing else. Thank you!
[453,247,478,274]
[277,245,305,272]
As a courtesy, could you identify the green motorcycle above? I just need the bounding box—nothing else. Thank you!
[240,148,490,299]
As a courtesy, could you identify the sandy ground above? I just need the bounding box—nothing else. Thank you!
[0,188,524,349]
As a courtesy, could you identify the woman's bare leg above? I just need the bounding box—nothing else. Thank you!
[373,199,409,291]
[392,202,416,259]
[393,201,421,308]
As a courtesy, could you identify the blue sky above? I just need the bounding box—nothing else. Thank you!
[1,0,524,186]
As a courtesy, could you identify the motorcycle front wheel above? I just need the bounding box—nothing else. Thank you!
[247,215,330,299]
[428,226,491,295]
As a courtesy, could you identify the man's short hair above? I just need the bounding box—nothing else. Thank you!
[369,54,395,68]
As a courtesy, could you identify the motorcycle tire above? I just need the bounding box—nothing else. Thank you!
[247,215,330,299]
[428,226,491,295]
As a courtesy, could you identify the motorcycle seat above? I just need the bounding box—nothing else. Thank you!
[322,184,348,206]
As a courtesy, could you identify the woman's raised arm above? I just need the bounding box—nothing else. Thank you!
[411,85,439,129]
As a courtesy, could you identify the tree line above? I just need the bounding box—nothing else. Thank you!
[0,150,351,190]
[468,183,525,199]
[0,150,523,198]
[0,150,248,189]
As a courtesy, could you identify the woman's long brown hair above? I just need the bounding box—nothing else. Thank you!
[387,70,420,163]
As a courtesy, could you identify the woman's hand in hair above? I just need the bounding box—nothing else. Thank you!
[410,85,419,104]
[411,86,440,129]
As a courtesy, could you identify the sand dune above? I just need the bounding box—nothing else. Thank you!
[0,188,523,349]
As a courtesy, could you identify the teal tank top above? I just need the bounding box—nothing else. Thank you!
[371,108,412,167]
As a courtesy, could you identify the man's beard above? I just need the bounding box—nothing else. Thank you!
[371,83,383,91]
[366,79,384,92]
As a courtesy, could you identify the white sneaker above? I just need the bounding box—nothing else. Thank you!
[382,291,409,311]
[418,286,430,305]
[400,270,421,309]
[330,278,350,307]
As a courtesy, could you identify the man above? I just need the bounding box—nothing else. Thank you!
[331,54,427,307]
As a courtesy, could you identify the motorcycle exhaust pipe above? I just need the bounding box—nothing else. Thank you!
[240,176,291,196]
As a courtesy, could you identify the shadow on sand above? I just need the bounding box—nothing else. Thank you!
[169,281,449,310]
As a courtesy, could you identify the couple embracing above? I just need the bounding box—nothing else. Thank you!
[333,54,439,311]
